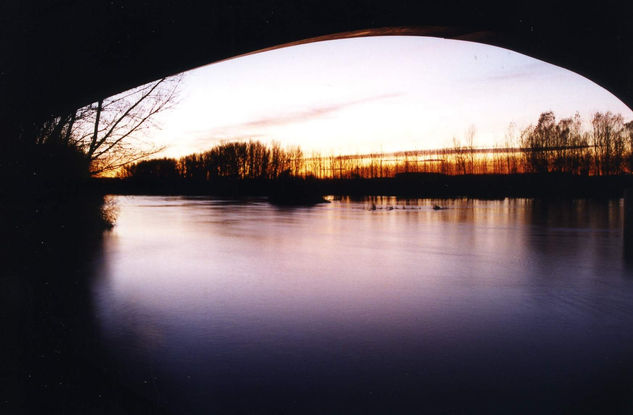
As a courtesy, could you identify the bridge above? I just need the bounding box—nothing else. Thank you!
[1,1,632,140]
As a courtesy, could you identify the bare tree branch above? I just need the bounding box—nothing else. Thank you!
[59,74,183,175]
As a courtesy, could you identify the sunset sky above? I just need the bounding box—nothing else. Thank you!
[149,36,633,158]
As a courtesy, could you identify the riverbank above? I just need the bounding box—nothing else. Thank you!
[93,173,633,199]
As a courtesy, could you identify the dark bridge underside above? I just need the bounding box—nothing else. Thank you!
[1,1,632,138]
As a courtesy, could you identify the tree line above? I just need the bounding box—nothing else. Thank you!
[519,111,633,175]
[121,111,633,181]
[122,141,304,180]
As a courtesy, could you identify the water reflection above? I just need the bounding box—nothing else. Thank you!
[91,196,633,413]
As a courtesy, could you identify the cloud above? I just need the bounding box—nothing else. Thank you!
[208,92,403,135]
[462,62,548,84]
[160,92,403,157]
[480,70,541,83]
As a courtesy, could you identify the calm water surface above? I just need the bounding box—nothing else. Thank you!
[92,196,633,413]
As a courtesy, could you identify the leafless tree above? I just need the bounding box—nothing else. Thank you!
[592,111,626,175]
[504,122,518,174]
[521,111,556,173]
[452,137,468,175]
[288,145,304,177]
[69,76,181,175]
[465,125,476,174]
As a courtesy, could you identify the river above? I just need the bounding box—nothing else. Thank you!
[8,196,633,413]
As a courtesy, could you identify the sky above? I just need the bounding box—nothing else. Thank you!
[147,36,633,158]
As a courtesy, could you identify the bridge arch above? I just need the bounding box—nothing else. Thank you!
[1,2,632,137]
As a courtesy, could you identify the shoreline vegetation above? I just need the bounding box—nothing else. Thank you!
[103,111,633,202]
[94,173,633,200]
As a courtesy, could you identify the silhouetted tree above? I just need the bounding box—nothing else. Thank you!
[452,137,468,175]
[69,76,181,175]
[122,158,179,180]
[625,121,633,172]
[465,125,476,174]
[592,111,626,175]
[289,145,304,177]
[521,111,555,173]
[503,123,518,174]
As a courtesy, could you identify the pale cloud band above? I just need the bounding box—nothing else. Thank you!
[209,92,403,135]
